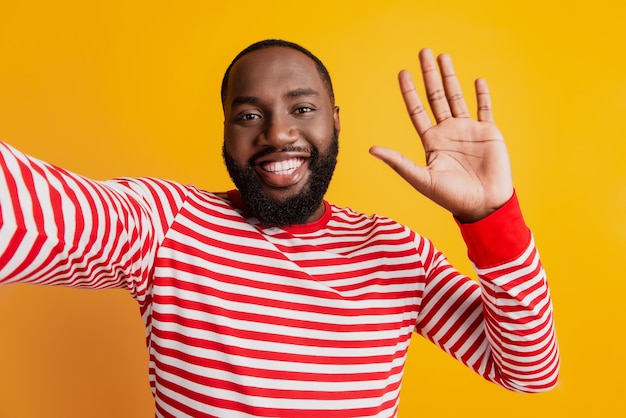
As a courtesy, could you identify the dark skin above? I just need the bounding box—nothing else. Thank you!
[222,47,340,224]
[223,47,513,224]
[370,49,513,223]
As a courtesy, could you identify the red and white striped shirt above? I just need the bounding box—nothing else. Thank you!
[0,141,559,417]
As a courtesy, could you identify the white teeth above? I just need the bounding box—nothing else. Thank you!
[262,158,304,173]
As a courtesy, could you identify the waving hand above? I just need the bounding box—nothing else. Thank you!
[369,49,513,223]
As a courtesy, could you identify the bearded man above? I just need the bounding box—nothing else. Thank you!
[0,39,559,417]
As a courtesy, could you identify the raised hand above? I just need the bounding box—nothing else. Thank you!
[369,48,513,223]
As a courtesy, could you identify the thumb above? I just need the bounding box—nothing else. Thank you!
[368,145,432,195]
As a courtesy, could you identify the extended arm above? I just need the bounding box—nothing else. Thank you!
[0,141,187,300]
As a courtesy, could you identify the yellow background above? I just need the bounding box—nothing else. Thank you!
[0,0,624,417]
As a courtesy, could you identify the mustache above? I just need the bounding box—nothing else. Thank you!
[248,145,317,165]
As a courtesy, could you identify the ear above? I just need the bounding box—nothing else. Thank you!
[333,106,341,134]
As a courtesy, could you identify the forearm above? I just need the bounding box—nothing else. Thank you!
[417,193,559,392]
[474,237,559,391]
[0,141,156,293]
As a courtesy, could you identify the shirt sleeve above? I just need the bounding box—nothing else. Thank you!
[415,192,560,393]
[0,141,189,303]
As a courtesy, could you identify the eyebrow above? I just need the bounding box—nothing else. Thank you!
[284,88,320,99]
[230,88,320,108]
[231,96,259,107]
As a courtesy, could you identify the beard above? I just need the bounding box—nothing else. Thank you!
[222,131,338,228]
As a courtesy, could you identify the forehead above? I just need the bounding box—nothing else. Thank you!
[225,47,326,102]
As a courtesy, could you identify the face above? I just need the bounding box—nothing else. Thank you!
[222,47,341,227]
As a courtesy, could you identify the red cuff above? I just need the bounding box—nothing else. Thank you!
[456,191,531,268]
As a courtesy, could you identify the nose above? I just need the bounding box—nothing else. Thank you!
[258,114,298,148]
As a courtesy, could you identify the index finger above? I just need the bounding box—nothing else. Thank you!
[398,69,433,137]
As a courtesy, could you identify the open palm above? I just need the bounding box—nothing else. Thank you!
[370,49,513,222]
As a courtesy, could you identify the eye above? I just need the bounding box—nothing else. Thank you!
[294,106,313,114]
[237,112,261,121]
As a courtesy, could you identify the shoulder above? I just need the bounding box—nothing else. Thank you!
[327,202,414,236]
[104,177,238,213]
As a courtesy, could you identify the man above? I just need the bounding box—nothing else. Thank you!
[0,39,559,417]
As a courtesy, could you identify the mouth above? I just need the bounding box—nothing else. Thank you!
[253,154,310,188]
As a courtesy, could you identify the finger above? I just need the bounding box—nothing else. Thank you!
[419,48,452,123]
[437,54,470,118]
[368,145,431,195]
[398,69,433,137]
[475,78,494,123]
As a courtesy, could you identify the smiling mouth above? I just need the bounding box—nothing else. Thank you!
[253,156,310,188]
[259,158,306,174]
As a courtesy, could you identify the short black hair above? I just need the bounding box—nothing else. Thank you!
[220,39,335,109]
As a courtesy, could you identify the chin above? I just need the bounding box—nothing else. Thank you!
[262,182,308,203]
